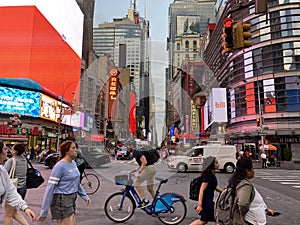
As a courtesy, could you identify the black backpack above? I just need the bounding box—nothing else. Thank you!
[189,176,202,201]
[144,149,160,165]
[215,187,235,225]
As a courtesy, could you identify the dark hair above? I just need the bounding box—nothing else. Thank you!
[59,140,75,160]
[201,157,216,177]
[228,158,253,197]
[13,144,25,156]
[0,141,4,154]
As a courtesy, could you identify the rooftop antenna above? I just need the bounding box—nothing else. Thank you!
[130,0,136,11]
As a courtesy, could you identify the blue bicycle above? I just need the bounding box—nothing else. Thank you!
[104,170,187,224]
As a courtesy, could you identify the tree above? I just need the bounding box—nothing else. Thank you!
[284,147,292,161]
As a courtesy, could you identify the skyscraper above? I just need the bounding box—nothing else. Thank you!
[166,0,216,132]
[93,6,151,139]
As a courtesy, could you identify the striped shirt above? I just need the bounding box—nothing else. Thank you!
[39,160,89,217]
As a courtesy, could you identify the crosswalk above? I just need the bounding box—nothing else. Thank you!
[255,170,300,189]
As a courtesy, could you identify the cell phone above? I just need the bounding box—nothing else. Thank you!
[266,211,281,216]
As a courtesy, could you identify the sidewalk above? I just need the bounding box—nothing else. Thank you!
[0,163,54,224]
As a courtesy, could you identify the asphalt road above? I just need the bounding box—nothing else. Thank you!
[1,160,300,224]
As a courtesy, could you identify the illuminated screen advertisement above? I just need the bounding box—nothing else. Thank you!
[212,88,227,122]
[0,0,83,101]
[0,86,40,117]
[40,94,57,121]
[83,114,94,131]
[71,111,84,128]
[246,83,255,115]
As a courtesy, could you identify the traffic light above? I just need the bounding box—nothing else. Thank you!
[221,18,234,56]
[256,118,261,127]
[235,21,252,49]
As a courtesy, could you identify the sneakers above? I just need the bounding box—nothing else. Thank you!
[137,198,149,209]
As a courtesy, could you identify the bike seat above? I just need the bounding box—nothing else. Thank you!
[156,178,168,184]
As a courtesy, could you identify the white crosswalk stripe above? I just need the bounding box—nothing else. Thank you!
[255,170,300,189]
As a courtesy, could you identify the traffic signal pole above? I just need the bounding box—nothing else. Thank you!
[257,76,264,151]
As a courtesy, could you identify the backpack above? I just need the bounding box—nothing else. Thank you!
[144,149,160,165]
[189,176,202,201]
[215,187,235,225]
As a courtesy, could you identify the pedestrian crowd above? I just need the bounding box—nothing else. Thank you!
[189,157,280,225]
[0,139,281,225]
[0,140,90,225]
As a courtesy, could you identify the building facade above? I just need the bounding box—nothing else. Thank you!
[166,0,216,143]
[93,7,152,140]
[203,0,300,165]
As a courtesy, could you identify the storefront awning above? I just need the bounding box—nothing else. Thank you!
[264,144,277,150]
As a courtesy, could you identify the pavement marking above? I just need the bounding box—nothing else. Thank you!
[269,180,300,182]
[292,186,300,188]
[257,176,298,178]
[279,182,300,185]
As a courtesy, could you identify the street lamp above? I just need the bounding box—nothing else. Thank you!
[56,81,79,152]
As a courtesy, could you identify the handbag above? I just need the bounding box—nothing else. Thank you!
[25,157,44,189]
[9,158,18,188]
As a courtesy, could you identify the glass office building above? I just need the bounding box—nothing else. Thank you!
[203,0,300,163]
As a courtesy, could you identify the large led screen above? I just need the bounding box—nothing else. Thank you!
[40,94,57,121]
[0,86,40,117]
[0,1,83,101]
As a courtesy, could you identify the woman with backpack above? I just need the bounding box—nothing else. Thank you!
[227,158,279,225]
[190,156,223,225]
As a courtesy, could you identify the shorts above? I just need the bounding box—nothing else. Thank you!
[51,193,77,220]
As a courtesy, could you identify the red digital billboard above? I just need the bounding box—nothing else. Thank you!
[0,1,83,101]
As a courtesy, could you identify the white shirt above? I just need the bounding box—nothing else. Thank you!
[261,153,267,159]
[245,188,267,225]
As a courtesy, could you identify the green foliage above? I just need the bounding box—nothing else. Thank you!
[284,147,292,161]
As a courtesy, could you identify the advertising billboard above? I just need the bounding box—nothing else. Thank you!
[263,79,276,113]
[129,92,136,134]
[246,83,256,115]
[83,113,94,131]
[40,94,57,121]
[0,0,84,101]
[212,88,227,122]
[0,86,40,117]
[71,111,84,128]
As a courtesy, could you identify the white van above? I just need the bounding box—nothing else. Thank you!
[166,143,236,173]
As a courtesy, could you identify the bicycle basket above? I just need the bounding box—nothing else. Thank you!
[115,175,133,185]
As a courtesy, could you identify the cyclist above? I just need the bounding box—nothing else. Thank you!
[126,145,156,208]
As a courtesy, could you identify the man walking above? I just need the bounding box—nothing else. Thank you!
[261,151,267,168]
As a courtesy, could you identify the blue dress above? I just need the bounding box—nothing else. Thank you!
[200,172,217,222]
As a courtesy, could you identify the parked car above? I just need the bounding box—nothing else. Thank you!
[167,143,236,173]
[116,147,132,160]
[44,153,60,169]
[44,146,111,169]
[81,146,111,168]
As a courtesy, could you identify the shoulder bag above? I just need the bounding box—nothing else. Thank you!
[25,157,44,189]
[9,158,18,188]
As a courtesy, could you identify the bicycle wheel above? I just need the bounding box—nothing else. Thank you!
[157,200,187,225]
[81,173,100,195]
[104,192,135,223]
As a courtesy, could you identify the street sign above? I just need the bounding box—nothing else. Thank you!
[259,132,267,136]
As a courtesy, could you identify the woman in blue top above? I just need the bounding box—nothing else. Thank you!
[38,140,91,224]
[190,156,223,225]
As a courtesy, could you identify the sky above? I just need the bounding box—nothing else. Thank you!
[94,0,173,143]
